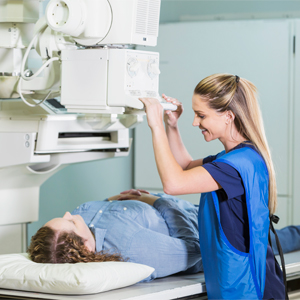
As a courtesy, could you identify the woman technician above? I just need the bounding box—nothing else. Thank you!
[139,74,286,300]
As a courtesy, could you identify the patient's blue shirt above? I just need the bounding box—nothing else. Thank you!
[71,194,202,281]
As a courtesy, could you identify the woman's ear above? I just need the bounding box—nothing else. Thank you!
[226,110,235,124]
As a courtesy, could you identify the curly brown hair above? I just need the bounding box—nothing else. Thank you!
[27,226,125,263]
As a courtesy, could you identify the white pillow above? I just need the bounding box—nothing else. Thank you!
[0,253,154,295]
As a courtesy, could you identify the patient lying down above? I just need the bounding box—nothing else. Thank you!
[28,189,300,281]
[28,190,202,281]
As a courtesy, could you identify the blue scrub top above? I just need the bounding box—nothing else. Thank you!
[202,143,285,300]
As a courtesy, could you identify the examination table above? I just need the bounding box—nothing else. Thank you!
[0,251,300,300]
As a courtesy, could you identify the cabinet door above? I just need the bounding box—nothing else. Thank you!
[293,20,300,225]
[135,20,291,201]
[274,197,290,229]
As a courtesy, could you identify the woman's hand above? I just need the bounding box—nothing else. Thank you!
[162,94,183,128]
[139,97,164,130]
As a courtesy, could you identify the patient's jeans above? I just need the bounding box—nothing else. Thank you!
[271,225,300,255]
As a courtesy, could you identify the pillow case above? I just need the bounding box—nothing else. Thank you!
[0,253,154,295]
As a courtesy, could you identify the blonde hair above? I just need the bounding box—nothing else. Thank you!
[28,226,125,264]
[194,73,277,214]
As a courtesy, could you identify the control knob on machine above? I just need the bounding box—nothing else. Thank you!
[127,57,140,77]
[147,59,160,79]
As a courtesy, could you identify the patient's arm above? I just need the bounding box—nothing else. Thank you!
[108,194,126,201]
[108,189,148,200]
[108,190,159,206]
[120,189,150,195]
[126,197,201,281]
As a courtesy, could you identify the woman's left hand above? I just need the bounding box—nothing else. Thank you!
[139,97,164,130]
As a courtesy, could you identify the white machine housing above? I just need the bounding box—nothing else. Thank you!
[0,0,39,99]
[45,0,160,46]
[61,48,160,113]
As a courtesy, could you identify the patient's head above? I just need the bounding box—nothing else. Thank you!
[27,212,124,264]
[45,212,96,252]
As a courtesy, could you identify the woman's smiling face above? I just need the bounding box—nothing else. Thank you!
[192,93,228,143]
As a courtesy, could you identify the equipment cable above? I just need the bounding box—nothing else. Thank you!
[19,24,59,107]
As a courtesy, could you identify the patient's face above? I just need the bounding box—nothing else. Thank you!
[45,212,96,252]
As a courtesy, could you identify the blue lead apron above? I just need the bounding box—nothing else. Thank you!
[198,147,270,299]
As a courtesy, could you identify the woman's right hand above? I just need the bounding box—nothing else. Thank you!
[162,94,183,128]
